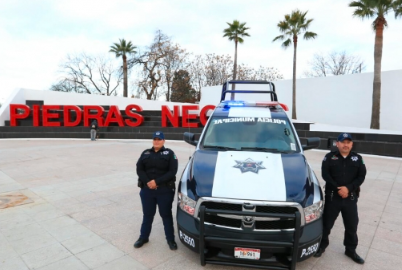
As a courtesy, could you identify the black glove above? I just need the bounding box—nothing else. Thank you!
[137,180,144,188]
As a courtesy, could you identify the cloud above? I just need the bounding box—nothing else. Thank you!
[0,0,401,100]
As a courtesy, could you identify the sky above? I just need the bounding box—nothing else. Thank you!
[1,0,401,102]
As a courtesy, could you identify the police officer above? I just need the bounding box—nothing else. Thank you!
[90,119,98,141]
[134,131,178,250]
[314,133,366,264]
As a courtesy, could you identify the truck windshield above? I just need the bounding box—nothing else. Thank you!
[201,116,300,152]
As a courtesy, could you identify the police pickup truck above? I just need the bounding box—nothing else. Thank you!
[177,80,323,270]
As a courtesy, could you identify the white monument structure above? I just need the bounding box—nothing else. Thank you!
[0,69,401,132]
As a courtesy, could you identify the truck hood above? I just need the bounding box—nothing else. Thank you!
[183,150,320,208]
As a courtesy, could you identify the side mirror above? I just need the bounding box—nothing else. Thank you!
[302,137,321,150]
[184,132,198,146]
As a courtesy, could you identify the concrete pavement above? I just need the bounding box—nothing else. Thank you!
[0,139,401,270]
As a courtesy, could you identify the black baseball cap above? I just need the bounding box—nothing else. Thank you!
[153,131,165,140]
[337,133,353,142]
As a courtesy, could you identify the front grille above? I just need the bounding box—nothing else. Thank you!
[255,219,295,230]
[200,201,299,230]
[202,202,242,211]
[256,206,298,214]
[204,214,242,228]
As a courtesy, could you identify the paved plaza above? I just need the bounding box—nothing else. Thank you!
[0,139,401,270]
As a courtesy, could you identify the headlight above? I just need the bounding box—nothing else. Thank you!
[304,200,324,223]
[178,192,196,216]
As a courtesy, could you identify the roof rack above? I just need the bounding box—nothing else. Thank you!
[220,80,277,102]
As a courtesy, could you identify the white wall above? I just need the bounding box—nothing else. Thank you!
[200,70,402,132]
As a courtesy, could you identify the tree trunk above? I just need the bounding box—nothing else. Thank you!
[371,18,384,129]
[292,36,298,120]
[166,84,171,101]
[233,40,238,81]
[166,70,171,101]
[231,40,238,99]
[123,55,128,98]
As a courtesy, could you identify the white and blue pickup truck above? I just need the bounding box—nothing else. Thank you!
[177,80,324,270]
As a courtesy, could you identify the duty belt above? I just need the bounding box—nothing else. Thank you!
[138,180,175,189]
[328,190,357,201]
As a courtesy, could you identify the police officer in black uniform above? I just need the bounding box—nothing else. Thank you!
[314,133,366,264]
[134,131,178,250]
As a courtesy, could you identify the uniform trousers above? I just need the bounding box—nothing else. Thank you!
[140,186,175,241]
[90,129,96,140]
[320,193,359,253]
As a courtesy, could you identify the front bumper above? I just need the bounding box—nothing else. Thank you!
[177,206,322,269]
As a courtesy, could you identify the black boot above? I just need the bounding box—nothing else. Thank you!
[167,240,177,250]
[313,247,325,257]
[133,238,149,248]
[345,250,365,264]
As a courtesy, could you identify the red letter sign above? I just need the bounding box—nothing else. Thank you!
[10,104,30,126]
[125,105,144,127]
[84,106,104,126]
[64,106,82,127]
[161,105,179,127]
[182,105,199,128]
[104,105,124,127]
[42,105,61,127]
[200,105,216,126]
[32,105,41,127]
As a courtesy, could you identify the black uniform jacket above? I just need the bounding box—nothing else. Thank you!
[90,121,98,130]
[321,151,366,194]
[136,146,178,186]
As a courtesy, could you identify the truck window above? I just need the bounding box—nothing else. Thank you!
[202,116,299,152]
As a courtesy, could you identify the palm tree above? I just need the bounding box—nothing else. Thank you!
[110,39,137,97]
[223,20,250,84]
[349,0,402,129]
[273,10,317,120]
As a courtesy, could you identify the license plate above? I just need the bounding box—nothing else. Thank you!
[234,247,260,260]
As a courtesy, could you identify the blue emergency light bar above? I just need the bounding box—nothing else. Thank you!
[222,101,245,107]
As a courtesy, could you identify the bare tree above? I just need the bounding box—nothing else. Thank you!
[186,54,284,101]
[204,54,233,86]
[187,55,206,101]
[135,66,163,100]
[303,51,365,77]
[50,79,86,94]
[187,54,233,100]
[51,53,122,95]
[237,65,284,81]
[161,43,190,101]
[236,64,254,81]
[122,31,285,101]
[253,66,284,81]
[130,30,170,100]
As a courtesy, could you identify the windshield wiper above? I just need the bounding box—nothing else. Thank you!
[203,145,239,151]
[240,147,295,154]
